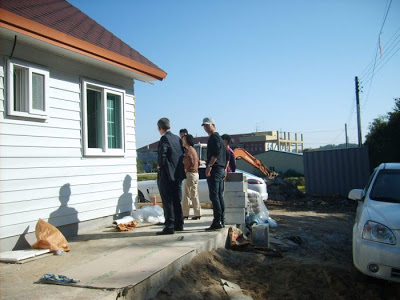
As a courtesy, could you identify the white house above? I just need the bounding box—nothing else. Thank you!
[0,0,166,251]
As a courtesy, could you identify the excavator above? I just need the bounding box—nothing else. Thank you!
[194,143,277,178]
[233,148,278,178]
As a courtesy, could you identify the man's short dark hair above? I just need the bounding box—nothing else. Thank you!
[157,118,170,130]
[221,134,231,144]
[184,134,194,147]
[179,128,188,135]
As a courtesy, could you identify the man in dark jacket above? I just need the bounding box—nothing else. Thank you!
[202,117,226,230]
[156,118,185,235]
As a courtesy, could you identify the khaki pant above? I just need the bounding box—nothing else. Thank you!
[182,172,201,217]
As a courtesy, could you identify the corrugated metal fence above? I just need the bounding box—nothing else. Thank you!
[303,147,370,197]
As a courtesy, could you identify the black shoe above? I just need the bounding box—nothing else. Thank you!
[191,216,201,220]
[205,224,223,231]
[174,226,184,232]
[184,216,189,220]
[221,222,225,228]
[156,228,175,235]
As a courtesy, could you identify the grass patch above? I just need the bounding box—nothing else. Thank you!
[138,173,157,181]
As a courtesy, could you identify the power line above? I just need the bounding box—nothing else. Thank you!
[359,25,400,81]
[359,0,392,83]
[361,40,400,86]
[360,40,400,110]
[357,0,395,111]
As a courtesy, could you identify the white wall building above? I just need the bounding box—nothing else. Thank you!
[0,0,166,251]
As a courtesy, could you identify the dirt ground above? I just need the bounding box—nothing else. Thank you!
[152,197,400,300]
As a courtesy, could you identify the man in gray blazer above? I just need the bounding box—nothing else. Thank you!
[156,118,185,235]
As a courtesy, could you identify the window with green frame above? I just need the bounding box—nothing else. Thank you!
[83,80,125,156]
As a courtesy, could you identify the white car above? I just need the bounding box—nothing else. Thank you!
[348,162,400,282]
[138,167,268,204]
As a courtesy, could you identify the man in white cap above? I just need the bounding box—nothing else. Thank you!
[201,117,226,230]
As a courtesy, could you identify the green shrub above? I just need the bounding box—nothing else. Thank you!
[284,176,305,187]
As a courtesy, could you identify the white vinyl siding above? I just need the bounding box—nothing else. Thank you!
[0,58,137,240]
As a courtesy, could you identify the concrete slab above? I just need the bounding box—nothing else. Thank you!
[65,246,194,289]
[0,209,230,300]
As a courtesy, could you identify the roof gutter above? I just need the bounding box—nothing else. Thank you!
[0,9,167,81]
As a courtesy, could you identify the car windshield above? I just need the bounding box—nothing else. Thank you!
[370,170,400,203]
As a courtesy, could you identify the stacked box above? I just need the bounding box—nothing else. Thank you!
[225,208,246,224]
[224,191,248,208]
[224,181,248,193]
[224,173,247,225]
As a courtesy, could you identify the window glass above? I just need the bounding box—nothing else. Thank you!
[107,93,122,149]
[32,72,45,111]
[370,170,400,203]
[201,148,207,161]
[13,66,28,112]
[87,89,103,149]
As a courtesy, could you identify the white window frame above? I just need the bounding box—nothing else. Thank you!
[82,78,126,157]
[7,59,49,120]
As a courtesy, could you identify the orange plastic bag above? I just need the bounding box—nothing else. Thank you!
[31,219,70,252]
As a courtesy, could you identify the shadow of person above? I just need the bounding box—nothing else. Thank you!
[48,183,79,238]
[116,175,135,219]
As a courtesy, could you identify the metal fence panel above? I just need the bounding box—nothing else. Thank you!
[303,147,370,197]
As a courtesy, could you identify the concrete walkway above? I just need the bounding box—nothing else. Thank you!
[0,209,229,300]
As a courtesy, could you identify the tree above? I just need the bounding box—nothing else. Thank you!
[365,98,400,168]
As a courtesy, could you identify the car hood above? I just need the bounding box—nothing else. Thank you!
[366,200,400,230]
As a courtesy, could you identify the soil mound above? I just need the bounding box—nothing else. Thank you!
[266,177,305,201]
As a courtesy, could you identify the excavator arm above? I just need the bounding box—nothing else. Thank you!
[233,148,277,177]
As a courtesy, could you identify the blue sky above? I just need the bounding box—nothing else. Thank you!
[68,0,400,149]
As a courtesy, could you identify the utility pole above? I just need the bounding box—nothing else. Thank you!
[355,76,362,147]
[345,123,348,149]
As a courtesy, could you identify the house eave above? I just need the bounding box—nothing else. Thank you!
[0,8,167,82]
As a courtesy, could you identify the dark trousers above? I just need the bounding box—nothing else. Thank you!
[207,166,225,225]
[158,170,184,230]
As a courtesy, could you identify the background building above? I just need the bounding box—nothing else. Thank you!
[138,131,304,174]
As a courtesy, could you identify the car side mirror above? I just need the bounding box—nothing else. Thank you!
[348,189,365,201]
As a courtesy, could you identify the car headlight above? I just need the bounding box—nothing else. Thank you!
[362,221,396,245]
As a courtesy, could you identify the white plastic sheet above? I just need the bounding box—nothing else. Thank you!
[247,190,277,228]
[131,205,165,223]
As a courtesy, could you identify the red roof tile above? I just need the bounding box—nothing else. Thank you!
[0,0,166,80]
